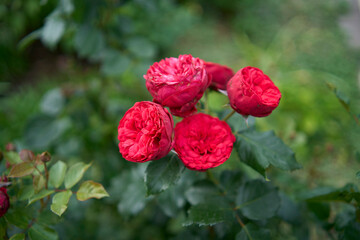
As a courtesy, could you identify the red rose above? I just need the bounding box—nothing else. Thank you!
[205,62,234,91]
[144,54,209,117]
[174,113,235,171]
[0,187,9,218]
[227,66,281,117]
[118,101,174,162]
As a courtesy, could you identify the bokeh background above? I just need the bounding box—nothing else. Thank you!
[1,0,360,239]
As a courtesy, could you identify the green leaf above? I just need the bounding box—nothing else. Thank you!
[24,115,70,150]
[49,161,67,188]
[304,184,359,203]
[18,29,42,51]
[145,155,184,195]
[307,202,330,220]
[125,37,156,59]
[235,130,302,177]
[50,190,72,216]
[28,189,55,205]
[327,82,350,112]
[183,203,232,226]
[17,185,35,201]
[0,218,6,239]
[28,223,58,240]
[8,162,34,177]
[276,192,301,224]
[4,152,21,164]
[185,180,222,205]
[41,16,65,48]
[64,162,92,189]
[220,170,247,198]
[74,25,105,58]
[9,233,25,240]
[108,165,150,216]
[5,208,31,229]
[236,179,280,220]
[40,88,65,116]
[76,180,109,201]
[356,171,360,179]
[33,174,46,193]
[101,50,131,76]
[236,223,271,240]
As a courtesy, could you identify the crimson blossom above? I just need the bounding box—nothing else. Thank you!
[144,54,209,117]
[174,113,235,171]
[118,101,174,163]
[227,66,281,117]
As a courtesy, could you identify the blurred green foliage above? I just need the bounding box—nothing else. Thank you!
[1,0,360,239]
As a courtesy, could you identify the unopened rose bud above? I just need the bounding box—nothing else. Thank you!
[19,149,35,162]
[5,143,16,152]
[39,151,51,162]
[0,188,10,218]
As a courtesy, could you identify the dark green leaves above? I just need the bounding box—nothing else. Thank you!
[24,115,70,150]
[236,179,280,220]
[100,50,131,77]
[9,233,25,240]
[304,184,360,204]
[145,155,184,195]
[74,25,105,58]
[235,130,301,177]
[28,223,58,240]
[236,223,271,240]
[183,203,232,227]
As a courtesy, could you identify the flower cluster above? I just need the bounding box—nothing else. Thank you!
[118,54,281,171]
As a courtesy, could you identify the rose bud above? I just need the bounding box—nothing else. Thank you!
[227,66,281,117]
[0,187,10,218]
[204,62,234,91]
[174,113,235,171]
[39,151,51,162]
[144,54,209,117]
[5,143,16,152]
[19,149,35,162]
[118,101,174,162]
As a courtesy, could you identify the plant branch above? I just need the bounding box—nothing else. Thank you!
[223,109,236,122]
[235,212,253,240]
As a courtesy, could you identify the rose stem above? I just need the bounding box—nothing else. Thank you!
[222,109,236,122]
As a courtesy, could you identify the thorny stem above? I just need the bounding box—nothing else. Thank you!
[223,109,236,122]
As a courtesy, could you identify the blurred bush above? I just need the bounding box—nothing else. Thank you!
[1,0,360,239]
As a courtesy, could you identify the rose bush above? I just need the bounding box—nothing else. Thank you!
[173,113,235,171]
[144,54,209,117]
[118,101,174,162]
[227,66,281,117]
[205,62,234,90]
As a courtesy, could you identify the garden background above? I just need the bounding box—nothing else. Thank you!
[1,0,360,239]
